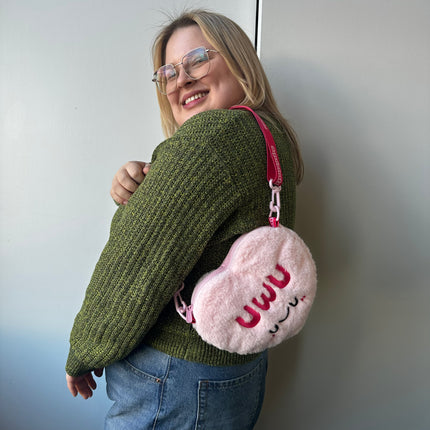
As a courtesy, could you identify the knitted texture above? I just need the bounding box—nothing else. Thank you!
[66,109,296,376]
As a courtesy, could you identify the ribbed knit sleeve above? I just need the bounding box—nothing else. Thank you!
[66,110,258,376]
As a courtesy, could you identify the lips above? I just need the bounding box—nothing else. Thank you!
[182,91,209,106]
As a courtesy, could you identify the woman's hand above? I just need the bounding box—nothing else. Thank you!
[66,368,104,399]
[110,161,151,205]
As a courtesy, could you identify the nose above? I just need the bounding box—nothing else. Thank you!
[175,65,192,89]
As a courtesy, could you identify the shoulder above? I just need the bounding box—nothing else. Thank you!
[175,109,261,143]
[176,109,267,157]
[152,109,265,166]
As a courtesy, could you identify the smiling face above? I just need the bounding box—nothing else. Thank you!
[164,25,245,126]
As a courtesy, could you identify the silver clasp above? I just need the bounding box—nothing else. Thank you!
[269,179,281,226]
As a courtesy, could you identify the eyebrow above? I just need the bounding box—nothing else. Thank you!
[164,50,190,66]
[164,46,213,66]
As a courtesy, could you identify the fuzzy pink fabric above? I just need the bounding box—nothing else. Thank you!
[192,226,317,354]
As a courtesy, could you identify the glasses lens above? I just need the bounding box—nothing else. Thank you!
[155,65,176,94]
[153,48,213,95]
[183,48,210,80]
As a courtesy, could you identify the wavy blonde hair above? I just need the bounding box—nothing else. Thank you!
[152,9,303,184]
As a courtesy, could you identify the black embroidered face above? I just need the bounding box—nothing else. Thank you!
[269,296,305,336]
[269,324,279,334]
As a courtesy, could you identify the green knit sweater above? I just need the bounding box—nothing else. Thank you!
[66,109,296,376]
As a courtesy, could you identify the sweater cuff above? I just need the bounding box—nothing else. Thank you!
[65,349,92,377]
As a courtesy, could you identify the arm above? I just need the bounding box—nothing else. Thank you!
[66,111,246,377]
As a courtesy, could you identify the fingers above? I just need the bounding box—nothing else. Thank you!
[111,171,134,205]
[143,163,151,176]
[66,371,101,400]
[117,168,141,193]
[85,373,97,390]
[94,368,104,378]
[111,161,150,205]
[110,186,132,205]
[125,161,147,185]
[73,378,91,399]
[66,374,78,397]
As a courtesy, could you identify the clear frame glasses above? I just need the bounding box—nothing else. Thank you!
[152,47,218,95]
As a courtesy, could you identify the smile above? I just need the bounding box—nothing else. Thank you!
[183,92,208,106]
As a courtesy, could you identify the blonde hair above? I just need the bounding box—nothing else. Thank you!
[152,9,304,184]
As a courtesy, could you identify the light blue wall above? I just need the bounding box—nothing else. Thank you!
[0,1,256,428]
[255,1,430,429]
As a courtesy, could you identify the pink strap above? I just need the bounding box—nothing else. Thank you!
[230,105,283,186]
[174,106,285,323]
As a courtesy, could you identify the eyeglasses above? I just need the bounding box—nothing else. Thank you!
[152,47,218,95]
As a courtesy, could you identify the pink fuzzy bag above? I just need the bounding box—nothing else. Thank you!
[174,106,317,354]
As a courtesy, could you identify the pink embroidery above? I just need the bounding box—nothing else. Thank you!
[266,264,291,289]
[252,283,277,310]
[236,306,261,328]
[235,264,291,328]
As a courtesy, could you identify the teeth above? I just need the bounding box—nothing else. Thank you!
[184,92,207,105]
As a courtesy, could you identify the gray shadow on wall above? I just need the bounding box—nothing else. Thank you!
[255,60,366,429]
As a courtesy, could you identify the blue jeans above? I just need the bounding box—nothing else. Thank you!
[105,344,268,430]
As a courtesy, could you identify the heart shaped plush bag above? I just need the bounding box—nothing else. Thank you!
[174,106,317,354]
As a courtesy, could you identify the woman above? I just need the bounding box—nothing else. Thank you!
[66,9,303,429]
